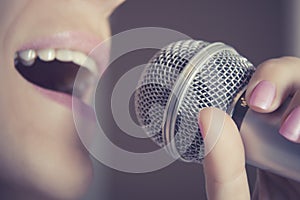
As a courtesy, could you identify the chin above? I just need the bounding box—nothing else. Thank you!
[0,94,94,199]
[32,149,93,200]
[0,130,94,200]
[20,110,94,200]
[22,136,93,200]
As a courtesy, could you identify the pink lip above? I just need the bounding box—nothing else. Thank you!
[33,84,73,109]
[33,85,96,120]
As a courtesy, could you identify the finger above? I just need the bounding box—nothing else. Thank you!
[198,107,250,200]
[279,90,300,143]
[245,57,300,113]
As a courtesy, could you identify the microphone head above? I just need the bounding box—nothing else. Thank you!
[134,40,255,163]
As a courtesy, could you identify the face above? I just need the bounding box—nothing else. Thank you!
[0,0,124,199]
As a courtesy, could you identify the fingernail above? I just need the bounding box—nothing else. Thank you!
[249,80,276,110]
[279,106,300,142]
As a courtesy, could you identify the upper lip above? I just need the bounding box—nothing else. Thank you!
[16,31,110,76]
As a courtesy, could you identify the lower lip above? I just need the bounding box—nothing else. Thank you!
[33,85,95,120]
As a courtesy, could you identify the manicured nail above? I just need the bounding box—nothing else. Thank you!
[249,80,276,110]
[279,106,300,142]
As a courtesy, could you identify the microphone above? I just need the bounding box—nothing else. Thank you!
[134,40,300,181]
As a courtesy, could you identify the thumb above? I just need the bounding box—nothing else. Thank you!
[198,107,250,200]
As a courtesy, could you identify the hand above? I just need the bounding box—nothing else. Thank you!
[198,57,300,200]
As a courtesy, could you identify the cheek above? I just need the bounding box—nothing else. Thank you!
[0,0,29,53]
[0,59,93,199]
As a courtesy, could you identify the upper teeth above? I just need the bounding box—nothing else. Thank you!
[15,49,98,75]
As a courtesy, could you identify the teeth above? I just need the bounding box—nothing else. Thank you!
[37,49,55,61]
[15,48,98,75]
[21,59,35,66]
[18,49,37,66]
[56,49,73,62]
[72,51,98,75]
[82,57,97,75]
[72,51,88,66]
[19,49,37,61]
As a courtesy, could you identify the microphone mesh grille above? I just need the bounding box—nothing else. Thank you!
[135,40,210,145]
[175,49,255,162]
[135,40,255,163]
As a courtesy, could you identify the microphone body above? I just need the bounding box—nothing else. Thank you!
[134,40,300,182]
[238,99,300,181]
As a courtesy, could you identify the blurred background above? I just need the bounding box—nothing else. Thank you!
[83,0,299,199]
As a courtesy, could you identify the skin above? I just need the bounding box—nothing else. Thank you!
[0,0,299,199]
[0,0,124,199]
[199,57,300,199]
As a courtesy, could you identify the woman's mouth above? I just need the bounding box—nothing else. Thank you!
[13,32,108,110]
[15,48,97,101]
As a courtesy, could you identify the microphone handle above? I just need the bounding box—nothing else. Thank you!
[233,94,300,182]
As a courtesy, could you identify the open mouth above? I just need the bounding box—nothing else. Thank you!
[15,48,98,104]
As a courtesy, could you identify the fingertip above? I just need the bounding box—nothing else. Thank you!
[279,106,300,143]
[245,57,300,114]
[198,107,213,139]
[246,80,276,113]
[198,107,228,158]
[202,108,245,182]
[199,107,249,199]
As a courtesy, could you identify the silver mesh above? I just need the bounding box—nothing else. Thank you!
[134,40,255,163]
